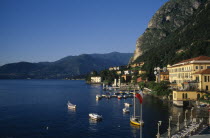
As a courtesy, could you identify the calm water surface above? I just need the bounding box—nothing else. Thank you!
[0,80,192,138]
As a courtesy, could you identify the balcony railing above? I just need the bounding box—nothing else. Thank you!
[175,98,196,101]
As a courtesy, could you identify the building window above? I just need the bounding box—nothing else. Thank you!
[204,76,207,82]
[196,66,198,69]
[182,93,185,99]
[197,94,200,100]
[206,85,209,91]
[207,66,210,69]
[200,66,203,69]
[196,77,199,82]
[185,93,188,99]
[174,93,176,99]
[208,76,210,82]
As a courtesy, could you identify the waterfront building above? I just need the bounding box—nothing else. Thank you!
[167,56,210,89]
[138,70,146,75]
[124,70,131,75]
[167,56,210,106]
[116,71,122,75]
[173,91,204,106]
[194,69,210,91]
[109,66,120,71]
[91,76,102,83]
[121,74,131,82]
[155,71,169,82]
[130,62,144,68]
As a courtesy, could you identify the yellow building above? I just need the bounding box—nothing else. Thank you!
[194,69,210,91]
[116,71,122,75]
[155,71,169,82]
[138,70,146,75]
[167,56,210,89]
[130,62,144,68]
[167,56,210,106]
[91,76,101,83]
[173,91,204,106]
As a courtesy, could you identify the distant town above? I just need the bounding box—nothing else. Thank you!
[87,56,210,107]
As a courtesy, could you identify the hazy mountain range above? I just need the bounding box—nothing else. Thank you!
[0,52,132,79]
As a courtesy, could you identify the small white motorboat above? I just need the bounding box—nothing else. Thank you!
[89,113,102,120]
[123,107,130,113]
[67,101,76,109]
[123,95,128,99]
[124,103,132,107]
[118,95,122,99]
[96,94,102,100]
[102,94,106,97]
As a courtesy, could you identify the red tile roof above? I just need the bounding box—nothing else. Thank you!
[177,56,210,64]
[194,69,210,74]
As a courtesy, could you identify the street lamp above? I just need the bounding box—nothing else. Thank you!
[184,110,188,127]
[190,107,194,122]
[177,112,181,131]
[168,116,172,138]
[156,121,162,138]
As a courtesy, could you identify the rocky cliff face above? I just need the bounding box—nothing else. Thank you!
[131,0,204,62]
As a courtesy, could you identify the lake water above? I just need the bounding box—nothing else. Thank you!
[0,80,197,138]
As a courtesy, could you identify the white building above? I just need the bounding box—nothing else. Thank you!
[124,70,131,75]
[109,66,120,71]
[91,76,102,83]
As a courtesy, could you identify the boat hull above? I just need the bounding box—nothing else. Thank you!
[130,117,144,126]
[68,105,76,109]
[89,113,102,120]
[67,101,76,109]
[123,108,130,113]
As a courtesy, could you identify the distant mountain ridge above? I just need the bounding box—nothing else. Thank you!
[0,52,132,79]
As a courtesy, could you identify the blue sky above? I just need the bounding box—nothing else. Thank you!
[0,0,168,65]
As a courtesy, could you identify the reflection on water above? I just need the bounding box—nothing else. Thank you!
[89,118,98,124]
[67,108,76,114]
[88,118,102,132]
[130,123,140,138]
[123,112,130,116]
[95,99,99,105]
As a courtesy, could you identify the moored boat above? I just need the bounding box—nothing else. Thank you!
[96,94,102,100]
[130,89,144,126]
[112,92,118,97]
[123,107,130,113]
[123,95,128,99]
[124,103,132,107]
[117,95,122,99]
[89,113,102,120]
[67,101,76,109]
[130,116,144,126]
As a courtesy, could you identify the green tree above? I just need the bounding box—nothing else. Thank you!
[138,82,146,91]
